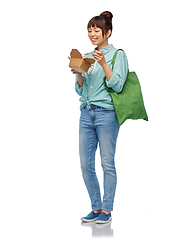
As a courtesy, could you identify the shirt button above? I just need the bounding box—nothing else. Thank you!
[91,86,93,88]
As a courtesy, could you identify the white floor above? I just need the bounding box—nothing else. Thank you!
[2,206,181,239]
[78,207,183,239]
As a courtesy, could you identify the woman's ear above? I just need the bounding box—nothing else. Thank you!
[106,29,112,38]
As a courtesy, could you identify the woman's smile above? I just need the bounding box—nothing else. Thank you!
[90,38,98,43]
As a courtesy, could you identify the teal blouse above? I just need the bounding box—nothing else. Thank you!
[75,44,128,110]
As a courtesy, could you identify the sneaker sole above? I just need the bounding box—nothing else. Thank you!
[81,217,98,223]
[95,216,112,224]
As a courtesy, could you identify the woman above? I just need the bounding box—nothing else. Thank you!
[72,11,128,224]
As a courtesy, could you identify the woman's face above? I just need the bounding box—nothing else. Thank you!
[88,26,108,46]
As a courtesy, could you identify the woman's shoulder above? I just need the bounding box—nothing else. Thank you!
[105,47,126,63]
[113,49,128,61]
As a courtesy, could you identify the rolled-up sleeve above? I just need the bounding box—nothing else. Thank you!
[75,74,84,96]
[106,50,128,93]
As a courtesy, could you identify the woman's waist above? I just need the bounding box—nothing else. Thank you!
[80,101,114,110]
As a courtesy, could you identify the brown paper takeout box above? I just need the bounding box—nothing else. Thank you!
[69,49,95,73]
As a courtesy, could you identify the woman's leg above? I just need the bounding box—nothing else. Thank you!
[79,108,102,211]
[95,108,120,212]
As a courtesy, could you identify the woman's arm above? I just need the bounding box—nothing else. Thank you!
[77,73,84,87]
[71,70,84,87]
[106,51,128,93]
[93,50,128,93]
[102,62,113,81]
[72,70,84,96]
[92,50,113,81]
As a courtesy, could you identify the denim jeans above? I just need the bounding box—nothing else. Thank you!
[79,105,120,212]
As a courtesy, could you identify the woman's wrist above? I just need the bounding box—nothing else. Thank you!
[102,63,113,81]
[77,73,84,87]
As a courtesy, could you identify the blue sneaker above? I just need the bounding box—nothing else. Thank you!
[95,212,112,224]
[81,211,101,222]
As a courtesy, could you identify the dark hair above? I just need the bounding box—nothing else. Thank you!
[87,11,113,37]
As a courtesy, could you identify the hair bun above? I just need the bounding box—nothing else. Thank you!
[100,11,113,21]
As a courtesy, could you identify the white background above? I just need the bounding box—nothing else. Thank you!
[0,0,183,239]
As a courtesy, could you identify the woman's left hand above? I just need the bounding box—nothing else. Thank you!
[92,50,107,67]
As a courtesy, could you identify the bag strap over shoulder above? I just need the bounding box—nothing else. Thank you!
[112,49,124,69]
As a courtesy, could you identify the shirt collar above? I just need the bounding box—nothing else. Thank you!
[94,44,114,54]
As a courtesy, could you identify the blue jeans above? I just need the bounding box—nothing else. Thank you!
[79,105,120,212]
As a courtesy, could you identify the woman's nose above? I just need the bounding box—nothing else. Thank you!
[91,31,95,37]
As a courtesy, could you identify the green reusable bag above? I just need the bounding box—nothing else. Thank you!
[103,49,148,126]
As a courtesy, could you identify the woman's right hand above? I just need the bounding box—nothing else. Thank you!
[71,69,81,75]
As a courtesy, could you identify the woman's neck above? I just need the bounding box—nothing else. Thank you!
[97,42,109,51]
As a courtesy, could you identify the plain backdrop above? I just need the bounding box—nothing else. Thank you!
[0,0,183,239]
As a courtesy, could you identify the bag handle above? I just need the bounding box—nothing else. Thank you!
[112,49,124,69]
